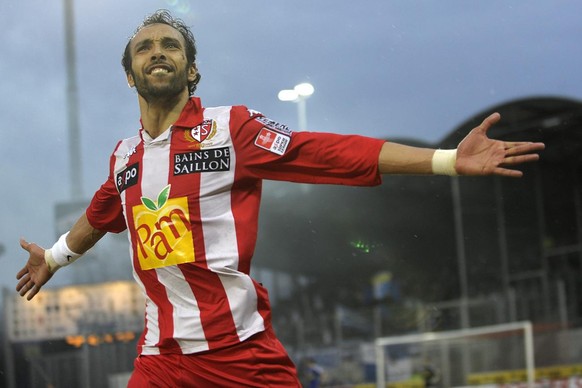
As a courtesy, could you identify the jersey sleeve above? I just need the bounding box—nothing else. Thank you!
[230,106,385,186]
[85,148,127,233]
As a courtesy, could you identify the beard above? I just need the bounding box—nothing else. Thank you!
[131,67,190,102]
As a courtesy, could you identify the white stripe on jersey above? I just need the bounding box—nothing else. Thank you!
[141,295,161,355]
[200,107,265,340]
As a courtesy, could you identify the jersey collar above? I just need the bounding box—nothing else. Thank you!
[172,96,204,130]
[138,96,204,143]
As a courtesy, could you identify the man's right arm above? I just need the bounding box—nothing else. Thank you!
[66,213,107,254]
[17,213,107,300]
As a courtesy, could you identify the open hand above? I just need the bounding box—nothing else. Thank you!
[16,238,53,300]
[456,113,545,177]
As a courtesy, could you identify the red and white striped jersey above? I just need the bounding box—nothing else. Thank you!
[86,97,384,355]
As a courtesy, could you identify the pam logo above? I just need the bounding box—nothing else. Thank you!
[132,185,195,270]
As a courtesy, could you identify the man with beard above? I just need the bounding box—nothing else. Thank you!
[16,9,544,387]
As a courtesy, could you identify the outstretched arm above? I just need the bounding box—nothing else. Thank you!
[378,113,545,176]
[16,213,106,300]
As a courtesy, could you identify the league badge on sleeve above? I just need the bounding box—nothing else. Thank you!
[252,115,292,155]
[255,127,290,156]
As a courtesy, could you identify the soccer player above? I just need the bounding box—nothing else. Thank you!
[16,10,544,387]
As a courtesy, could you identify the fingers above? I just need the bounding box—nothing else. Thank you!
[502,142,545,166]
[491,157,535,178]
[493,167,524,178]
[18,282,32,298]
[16,267,28,280]
[16,273,42,300]
[19,238,31,251]
[26,285,41,301]
[19,283,40,300]
[16,272,30,292]
[476,112,501,133]
[492,141,545,178]
[504,142,545,156]
[485,112,501,124]
[503,154,540,165]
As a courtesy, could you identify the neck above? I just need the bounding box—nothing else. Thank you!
[138,90,190,139]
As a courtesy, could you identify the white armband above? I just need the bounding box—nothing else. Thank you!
[44,232,83,273]
[432,149,458,176]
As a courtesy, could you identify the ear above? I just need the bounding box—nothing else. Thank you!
[187,64,198,83]
[127,72,135,88]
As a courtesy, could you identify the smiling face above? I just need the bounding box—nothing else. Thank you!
[126,23,198,102]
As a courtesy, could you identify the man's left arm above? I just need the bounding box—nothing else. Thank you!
[378,113,545,177]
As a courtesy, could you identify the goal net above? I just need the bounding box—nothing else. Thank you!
[374,321,534,387]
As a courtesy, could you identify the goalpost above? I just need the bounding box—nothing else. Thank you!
[374,321,535,388]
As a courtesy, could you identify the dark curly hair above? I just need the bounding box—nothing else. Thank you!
[122,9,201,95]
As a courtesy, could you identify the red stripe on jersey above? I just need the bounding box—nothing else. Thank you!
[253,280,273,324]
[229,108,261,275]
[229,182,261,275]
[229,107,270,322]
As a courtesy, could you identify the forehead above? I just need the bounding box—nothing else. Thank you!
[130,23,185,48]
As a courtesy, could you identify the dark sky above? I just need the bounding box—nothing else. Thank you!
[1,0,581,289]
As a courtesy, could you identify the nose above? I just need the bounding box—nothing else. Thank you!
[151,43,166,61]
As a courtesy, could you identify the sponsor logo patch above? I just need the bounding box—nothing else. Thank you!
[173,147,231,175]
[116,163,139,193]
[132,185,195,270]
[254,128,290,156]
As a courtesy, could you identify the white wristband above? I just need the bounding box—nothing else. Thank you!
[44,249,61,273]
[45,232,82,273]
[432,149,458,176]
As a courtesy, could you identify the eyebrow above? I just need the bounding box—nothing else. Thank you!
[133,36,182,51]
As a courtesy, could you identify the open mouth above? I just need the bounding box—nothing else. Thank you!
[147,64,172,75]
